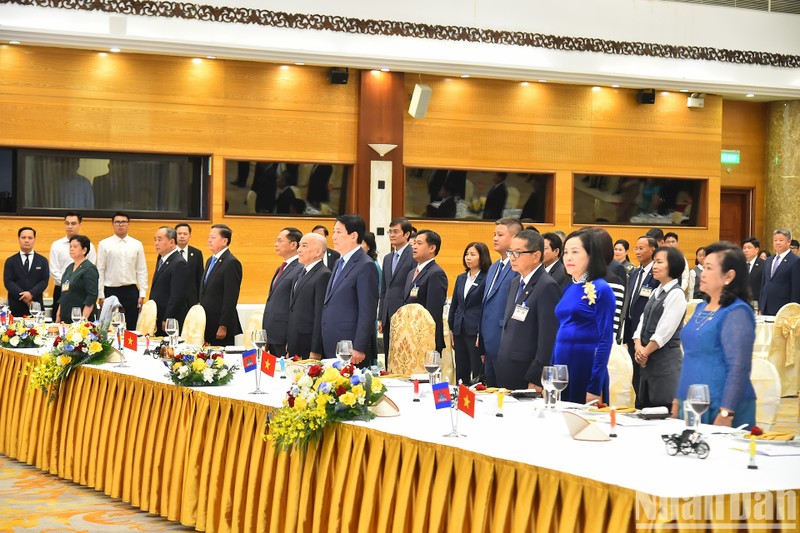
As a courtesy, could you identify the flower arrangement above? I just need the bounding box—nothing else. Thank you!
[264,361,387,453]
[582,281,597,305]
[0,320,46,348]
[25,321,114,403]
[161,346,238,386]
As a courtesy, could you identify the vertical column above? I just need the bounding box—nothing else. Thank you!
[766,101,800,238]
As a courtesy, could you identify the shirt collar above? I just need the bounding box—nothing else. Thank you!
[283,255,299,265]
[657,278,679,295]
[415,258,436,273]
[341,246,360,264]
[520,264,542,286]
[213,247,229,260]
[304,259,322,272]
[161,248,179,261]
[19,250,34,259]
[395,242,410,255]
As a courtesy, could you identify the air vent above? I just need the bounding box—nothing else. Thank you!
[657,0,799,14]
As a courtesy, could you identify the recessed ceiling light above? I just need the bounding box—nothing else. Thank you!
[206,55,216,60]
[381,68,390,72]
[521,81,529,86]
[611,85,620,88]
[294,62,304,66]
[745,93,755,98]
[538,79,547,83]
[371,69,380,74]
[592,86,601,91]
[661,91,670,96]
[679,89,689,93]
[192,58,202,64]
[9,40,21,45]
[110,47,120,53]
[280,65,289,70]
[98,52,107,57]
[460,74,470,78]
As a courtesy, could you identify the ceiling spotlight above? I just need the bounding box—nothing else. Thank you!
[371,69,380,74]
[521,81,529,86]
[192,58,202,64]
[611,85,620,88]
[98,52,107,57]
[592,86,601,91]
[280,65,289,70]
[294,62,304,66]
[381,68,390,72]
[538,79,547,83]
[460,74,470,78]
[680,89,689,93]
[206,55,216,59]
[745,93,755,98]
[110,47,121,53]
[9,40,21,45]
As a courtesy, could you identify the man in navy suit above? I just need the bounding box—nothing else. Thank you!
[149,226,189,335]
[495,230,560,391]
[742,237,764,304]
[287,233,332,359]
[479,218,523,386]
[402,230,449,353]
[262,227,303,357]
[378,217,415,360]
[759,229,800,316]
[321,214,379,364]
[4,227,49,317]
[175,223,204,309]
[622,236,659,388]
[199,224,243,345]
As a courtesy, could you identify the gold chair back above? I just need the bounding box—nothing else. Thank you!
[388,304,435,375]
[243,311,264,350]
[684,299,703,325]
[768,302,800,397]
[182,304,206,345]
[135,300,158,336]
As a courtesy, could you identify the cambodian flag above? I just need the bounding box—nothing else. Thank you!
[242,349,257,372]
[432,381,451,410]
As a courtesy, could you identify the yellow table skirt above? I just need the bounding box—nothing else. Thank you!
[1,348,796,532]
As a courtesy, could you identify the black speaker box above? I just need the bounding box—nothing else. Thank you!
[328,67,349,85]
[637,89,656,104]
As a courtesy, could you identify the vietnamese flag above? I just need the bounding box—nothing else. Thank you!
[260,351,277,377]
[123,330,138,351]
[242,349,257,372]
[432,381,452,410]
[458,384,476,418]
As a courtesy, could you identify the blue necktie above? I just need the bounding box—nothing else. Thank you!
[516,279,526,303]
[204,255,218,284]
[392,251,400,276]
[332,259,344,286]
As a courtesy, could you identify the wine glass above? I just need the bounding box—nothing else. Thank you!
[114,310,128,367]
[541,366,556,409]
[165,318,179,347]
[336,340,354,365]
[29,301,42,323]
[685,384,710,430]
[71,306,83,323]
[424,350,441,385]
[552,364,569,409]
[250,329,268,394]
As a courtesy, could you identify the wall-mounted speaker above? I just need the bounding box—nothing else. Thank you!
[328,67,349,85]
[408,83,432,118]
[637,89,656,104]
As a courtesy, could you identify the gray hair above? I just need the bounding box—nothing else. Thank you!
[159,226,177,243]
[774,228,792,240]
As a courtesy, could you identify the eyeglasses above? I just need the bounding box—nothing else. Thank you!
[506,250,535,259]
[113,220,129,226]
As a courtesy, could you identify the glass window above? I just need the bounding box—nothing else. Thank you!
[404,168,552,222]
[225,160,350,216]
[0,149,12,214]
[573,174,704,226]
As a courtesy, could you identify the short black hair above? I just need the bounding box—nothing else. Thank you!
[158,226,178,242]
[336,214,366,244]
[646,227,665,242]
[792,240,800,248]
[524,225,540,233]
[664,232,679,242]
[64,212,83,223]
[703,241,750,306]
[564,229,607,281]
[69,234,91,257]
[389,217,413,237]
[513,230,545,265]
[615,239,630,251]
[112,211,130,222]
[638,236,659,250]
[742,237,760,249]
[18,226,36,238]
[462,241,492,272]
[542,232,562,258]
[654,246,685,280]
[416,229,442,256]
[175,223,192,233]
[362,231,378,261]
[211,224,233,245]
[312,224,329,236]
[496,218,523,235]
[282,227,303,245]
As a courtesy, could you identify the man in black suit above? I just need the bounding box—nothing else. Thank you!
[306,164,333,209]
[312,224,341,270]
[150,227,189,335]
[542,232,569,289]
[274,171,296,214]
[495,230,560,391]
[426,183,457,219]
[287,233,332,359]
[742,237,764,304]
[760,229,800,316]
[402,230,449,353]
[3,227,49,317]
[482,172,508,220]
[199,224,243,345]
[321,214,379,364]
[378,217,415,360]
[175,223,204,309]
[262,227,303,357]
[623,236,659,388]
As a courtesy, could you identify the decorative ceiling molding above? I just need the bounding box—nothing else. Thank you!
[6,0,800,69]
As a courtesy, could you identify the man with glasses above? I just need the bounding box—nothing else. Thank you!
[262,227,303,357]
[402,230,448,353]
[378,217,415,360]
[97,212,148,330]
[49,212,96,317]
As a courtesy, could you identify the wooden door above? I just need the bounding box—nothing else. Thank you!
[719,188,753,244]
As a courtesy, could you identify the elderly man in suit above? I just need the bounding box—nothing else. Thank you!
[262,227,303,357]
[175,223,204,309]
[495,230,560,391]
[402,230,449,353]
[742,237,764,304]
[150,226,189,335]
[623,236,660,388]
[199,224,243,345]
[320,214,379,365]
[287,233,332,359]
[479,218,523,387]
[759,229,800,316]
[4,227,50,317]
[378,217,415,361]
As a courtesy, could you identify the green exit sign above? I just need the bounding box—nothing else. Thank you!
[721,150,741,165]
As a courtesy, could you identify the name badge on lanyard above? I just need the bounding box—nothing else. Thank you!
[410,285,419,299]
[640,286,653,298]
[512,302,529,322]
[62,280,70,292]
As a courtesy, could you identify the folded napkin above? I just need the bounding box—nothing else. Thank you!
[752,431,795,441]
[589,406,636,413]
[472,387,510,394]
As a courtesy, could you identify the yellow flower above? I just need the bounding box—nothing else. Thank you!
[172,362,183,370]
[582,281,597,306]
[294,396,308,411]
[315,394,332,407]
[191,359,207,372]
[88,341,102,354]
[371,378,383,394]
[351,384,365,398]
[56,355,72,366]
[340,392,356,407]
[1,335,8,343]
[321,367,341,383]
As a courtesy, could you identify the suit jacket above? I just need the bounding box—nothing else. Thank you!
[429,196,456,218]
[482,182,507,220]
[403,260,449,352]
[3,252,49,317]
[275,187,296,214]
[545,260,570,289]
[623,265,660,344]
[379,245,415,327]
[746,257,764,303]
[262,259,303,345]
[759,252,800,315]
[323,248,341,270]
[321,248,379,358]
[149,251,189,335]
[495,267,561,389]
[448,270,487,336]
[181,245,204,309]
[199,249,243,344]
[287,262,332,358]
[479,259,519,358]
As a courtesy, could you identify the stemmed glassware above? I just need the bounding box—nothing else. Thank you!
[336,340,354,366]
[551,364,569,408]
[111,309,128,367]
[165,318,179,348]
[29,302,43,325]
[71,306,83,324]
[424,350,441,385]
[541,366,557,409]
[250,329,268,394]
[685,384,710,430]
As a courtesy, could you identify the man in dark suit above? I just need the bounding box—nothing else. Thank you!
[306,164,333,209]
[175,223,204,309]
[623,236,659,388]
[479,218,523,386]
[150,226,189,335]
[402,230,449,353]
[742,237,764,303]
[542,232,569,289]
[427,183,457,218]
[320,214,379,365]
[378,217,415,361]
[3,226,49,317]
[760,229,800,315]
[274,171,296,214]
[199,224,243,345]
[495,230,560,391]
[482,172,508,220]
[262,227,303,357]
[287,233,332,359]
[312,224,341,270]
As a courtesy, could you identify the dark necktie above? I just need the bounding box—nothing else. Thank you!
[332,259,345,287]
[156,256,163,271]
[293,268,306,292]
[392,251,400,275]
[180,249,186,260]
[272,262,287,288]
[516,279,526,303]
[22,254,29,271]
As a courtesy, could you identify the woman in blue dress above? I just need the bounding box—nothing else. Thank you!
[553,230,616,403]
[673,241,756,428]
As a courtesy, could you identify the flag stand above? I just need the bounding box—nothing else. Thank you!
[249,348,267,395]
[443,387,465,438]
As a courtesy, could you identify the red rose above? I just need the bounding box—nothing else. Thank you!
[174,353,183,361]
[750,425,763,436]
[336,385,347,396]
[341,364,355,377]
[379,370,387,376]
[287,395,295,407]
[475,383,487,391]
[595,402,607,409]
[30,328,38,336]
[6,330,15,337]
[292,355,301,362]
[211,352,221,360]
[307,365,323,378]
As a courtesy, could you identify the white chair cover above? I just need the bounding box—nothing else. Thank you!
[135,300,157,336]
[607,343,636,408]
[97,295,121,327]
[182,304,206,345]
[751,358,781,431]
[242,311,264,350]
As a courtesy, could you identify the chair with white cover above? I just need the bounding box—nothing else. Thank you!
[388,304,435,375]
[684,299,703,326]
[505,186,520,209]
[440,301,456,384]
[767,302,800,397]
[97,295,121,327]
[243,311,264,350]
[246,190,257,214]
[607,343,636,408]
[750,358,781,431]
[135,300,158,335]
[182,304,206,345]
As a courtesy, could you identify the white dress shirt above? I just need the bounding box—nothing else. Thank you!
[49,237,97,285]
[96,235,149,298]
[632,279,688,347]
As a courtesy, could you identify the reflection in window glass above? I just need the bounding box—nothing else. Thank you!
[404,168,551,221]
[0,149,12,213]
[225,161,350,216]
[573,174,703,226]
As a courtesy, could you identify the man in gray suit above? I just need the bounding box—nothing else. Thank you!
[262,227,303,357]
[287,233,332,359]
[378,217,415,362]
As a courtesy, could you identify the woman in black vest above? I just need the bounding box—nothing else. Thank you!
[687,246,705,300]
[632,246,687,409]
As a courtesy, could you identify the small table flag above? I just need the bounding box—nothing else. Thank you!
[432,381,451,410]
[261,351,277,377]
[242,349,257,372]
[458,384,476,418]
[123,330,137,351]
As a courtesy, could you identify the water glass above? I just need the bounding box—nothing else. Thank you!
[336,340,354,365]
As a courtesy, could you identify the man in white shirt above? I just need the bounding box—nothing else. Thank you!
[96,212,148,330]
[49,212,97,317]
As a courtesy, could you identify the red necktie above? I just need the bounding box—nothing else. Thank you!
[273,262,287,288]
[412,268,420,282]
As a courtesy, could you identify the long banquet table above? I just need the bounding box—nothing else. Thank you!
[1,346,798,532]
